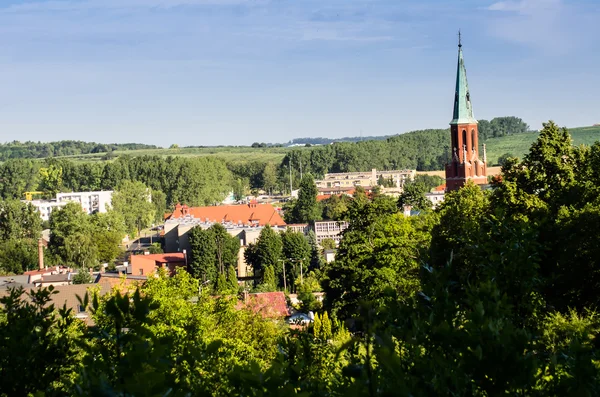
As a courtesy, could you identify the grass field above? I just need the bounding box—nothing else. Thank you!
[55,125,600,170]
[61,146,293,164]
[484,125,600,164]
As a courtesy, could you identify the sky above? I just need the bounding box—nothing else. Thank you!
[0,0,598,146]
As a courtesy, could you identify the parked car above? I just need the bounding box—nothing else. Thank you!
[287,312,313,325]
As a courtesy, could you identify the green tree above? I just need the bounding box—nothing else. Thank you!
[111,180,155,237]
[321,194,350,221]
[90,211,126,264]
[188,227,217,281]
[256,265,276,292]
[253,226,283,283]
[0,239,38,274]
[320,238,336,251]
[227,265,239,293]
[288,174,321,223]
[323,198,433,322]
[49,202,91,264]
[232,178,247,201]
[188,224,239,283]
[397,180,432,212]
[262,162,278,194]
[282,229,311,289]
[497,152,515,166]
[72,270,93,284]
[0,200,42,240]
[64,233,98,269]
[0,287,83,395]
[151,190,167,223]
[39,164,63,196]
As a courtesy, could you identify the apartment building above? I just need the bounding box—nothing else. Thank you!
[313,220,349,245]
[56,191,113,214]
[26,191,113,221]
[315,168,416,190]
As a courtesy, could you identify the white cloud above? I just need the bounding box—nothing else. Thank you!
[484,0,597,54]
[487,0,560,13]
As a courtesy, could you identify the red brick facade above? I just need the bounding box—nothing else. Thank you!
[445,122,488,191]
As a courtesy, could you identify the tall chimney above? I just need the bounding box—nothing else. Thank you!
[38,238,44,270]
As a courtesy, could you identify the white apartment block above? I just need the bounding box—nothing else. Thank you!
[56,191,113,215]
[313,220,349,245]
[26,191,113,221]
[315,168,416,190]
[28,200,67,222]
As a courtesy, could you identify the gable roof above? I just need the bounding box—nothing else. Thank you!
[240,292,290,318]
[166,203,285,226]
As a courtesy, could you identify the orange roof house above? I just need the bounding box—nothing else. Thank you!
[130,253,187,277]
[166,203,285,227]
[238,291,291,319]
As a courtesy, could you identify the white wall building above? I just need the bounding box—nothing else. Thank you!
[56,191,113,214]
[25,191,113,221]
[28,200,67,222]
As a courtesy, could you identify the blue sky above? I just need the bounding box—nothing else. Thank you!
[0,0,598,146]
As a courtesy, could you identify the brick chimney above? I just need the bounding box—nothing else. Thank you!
[38,238,44,270]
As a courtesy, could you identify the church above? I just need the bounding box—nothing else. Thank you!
[445,34,488,192]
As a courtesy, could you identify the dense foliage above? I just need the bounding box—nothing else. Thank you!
[0,155,232,208]
[0,140,156,161]
[2,120,600,396]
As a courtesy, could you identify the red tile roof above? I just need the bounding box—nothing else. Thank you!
[166,203,285,226]
[434,184,446,192]
[239,292,290,318]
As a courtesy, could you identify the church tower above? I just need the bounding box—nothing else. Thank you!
[445,33,487,191]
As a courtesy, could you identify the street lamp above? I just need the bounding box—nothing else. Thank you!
[277,259,287,292]
[289,258,305,284]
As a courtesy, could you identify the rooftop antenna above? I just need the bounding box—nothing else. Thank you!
[458,29,462,48]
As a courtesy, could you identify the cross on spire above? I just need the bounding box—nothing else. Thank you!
[458,29,462,48]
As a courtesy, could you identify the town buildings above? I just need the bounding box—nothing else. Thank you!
[425,184,446,208]
[313,220,349,245]
[129,253,187,276]
[445,36,488,191]
[162,203,287,278]
[315,168,415,190]
[26,190,113,221]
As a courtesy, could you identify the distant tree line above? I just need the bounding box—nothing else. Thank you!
[278,116,532,177]
[0,140,157,161]
[285,116,530,147]
[0,156,231,208]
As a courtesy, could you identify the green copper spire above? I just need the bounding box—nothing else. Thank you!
[450,32,477,125]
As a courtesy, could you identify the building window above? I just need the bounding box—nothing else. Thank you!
[139,269,144,275]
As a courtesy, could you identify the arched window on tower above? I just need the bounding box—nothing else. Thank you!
[462,129,467,150]
[471,129,476,152]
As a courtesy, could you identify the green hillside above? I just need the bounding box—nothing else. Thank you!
[484,125,600,164]
[59,145,293,164]
[19,124,600,170]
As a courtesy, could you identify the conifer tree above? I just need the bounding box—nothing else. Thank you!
[313,312,322,339]
[227,265,239,293]
[321,311,332,340]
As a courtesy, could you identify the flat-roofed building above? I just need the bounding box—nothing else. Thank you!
[315,168,415,190]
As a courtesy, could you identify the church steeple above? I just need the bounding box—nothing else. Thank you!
[445,32,487,192]
[451,32,476,125]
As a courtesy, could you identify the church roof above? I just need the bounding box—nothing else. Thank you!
[451,35,477,125]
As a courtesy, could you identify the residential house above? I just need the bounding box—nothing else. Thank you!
[425,184,446,208]
[239,291,291,319]
[129,253,187,276]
